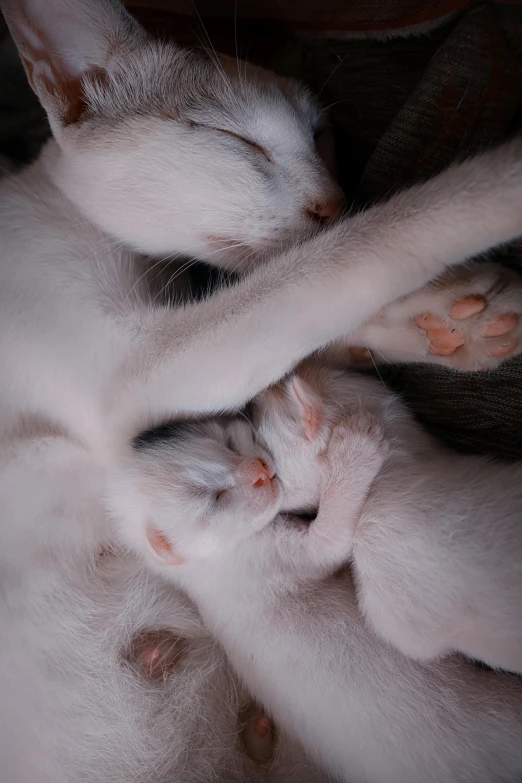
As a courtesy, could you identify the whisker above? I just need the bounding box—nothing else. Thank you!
[150,241,252,304]
[190,3,241,110]
[317,52,350,98]
[367,345,388,389]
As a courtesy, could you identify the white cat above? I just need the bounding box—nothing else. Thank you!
[3,0,522,780]
[2,538,329,783]
[254,362,522,673]
[109,411,522,783]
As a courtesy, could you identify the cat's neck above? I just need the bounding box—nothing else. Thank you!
[39,140,112,242]
[2,139,110,252]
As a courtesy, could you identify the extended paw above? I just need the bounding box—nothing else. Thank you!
[322,413,389,482]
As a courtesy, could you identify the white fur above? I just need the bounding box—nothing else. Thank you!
[110,411,522,783]
[1,543,326,783]
[2,0,522,779]
[256,363,522,674]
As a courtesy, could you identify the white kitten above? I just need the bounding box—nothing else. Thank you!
[255,362,522,674]
[110,412,522,783]
[3,0,522,779]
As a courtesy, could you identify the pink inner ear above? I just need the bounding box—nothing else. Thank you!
[289,379,322,441]
[147,527,185,566]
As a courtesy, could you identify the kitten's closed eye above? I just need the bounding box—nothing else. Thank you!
[215,489,228,503]
[283,510,317,525]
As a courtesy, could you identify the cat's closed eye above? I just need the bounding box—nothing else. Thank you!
[190,121,272,164]
[218,129,272,164]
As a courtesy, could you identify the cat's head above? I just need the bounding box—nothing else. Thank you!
[109,416,281,568]
[2,0,345,270]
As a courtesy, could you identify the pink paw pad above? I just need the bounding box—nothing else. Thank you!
[415,297,520,359]
[481,313,519,338]
[414,313,464,356]
[488,340,519,357]
[449,296,486,320]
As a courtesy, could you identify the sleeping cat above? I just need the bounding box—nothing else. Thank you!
[3,0,522,780]
[108,411,522,783]
[254,362,522,673]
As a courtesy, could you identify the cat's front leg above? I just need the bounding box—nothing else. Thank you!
[278,414,389,579]
[111,139,522,439]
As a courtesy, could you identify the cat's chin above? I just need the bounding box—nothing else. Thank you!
[203,236,261,272]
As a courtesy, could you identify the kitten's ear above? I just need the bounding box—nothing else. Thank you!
[0,0,145,134]
[147,527,186,566]
[285,376,324,441]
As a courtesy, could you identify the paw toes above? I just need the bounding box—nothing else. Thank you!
[487,339,519,358]
[406,281,521,368]
[481,313,519,338]
[449,295,486,320]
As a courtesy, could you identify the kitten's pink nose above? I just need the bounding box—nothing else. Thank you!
[247,459,274,487]
[306,198,345,224]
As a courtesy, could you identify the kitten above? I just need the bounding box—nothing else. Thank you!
[3,0,522,779]
[254,362,522,674]
[109,412,522,783]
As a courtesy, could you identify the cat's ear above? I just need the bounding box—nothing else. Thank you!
[147,527,186,566]
[285,376,324,441]
[0,0,145,134]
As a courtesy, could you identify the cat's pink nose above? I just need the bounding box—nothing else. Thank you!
[249,459,274,487]
[306,198,346,224]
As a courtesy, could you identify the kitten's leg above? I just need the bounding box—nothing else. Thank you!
[112,140,522,437]
[276,414,388,578]
[332,263,522,371]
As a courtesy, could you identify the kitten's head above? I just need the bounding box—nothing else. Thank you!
[252,367,334,513]
[109,417,281,568]
[3,0,345,270]
[253,363,390,512]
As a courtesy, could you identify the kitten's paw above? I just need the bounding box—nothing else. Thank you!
[343,263,522,371]
[123,630,189,680]
[322,414,389,481]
